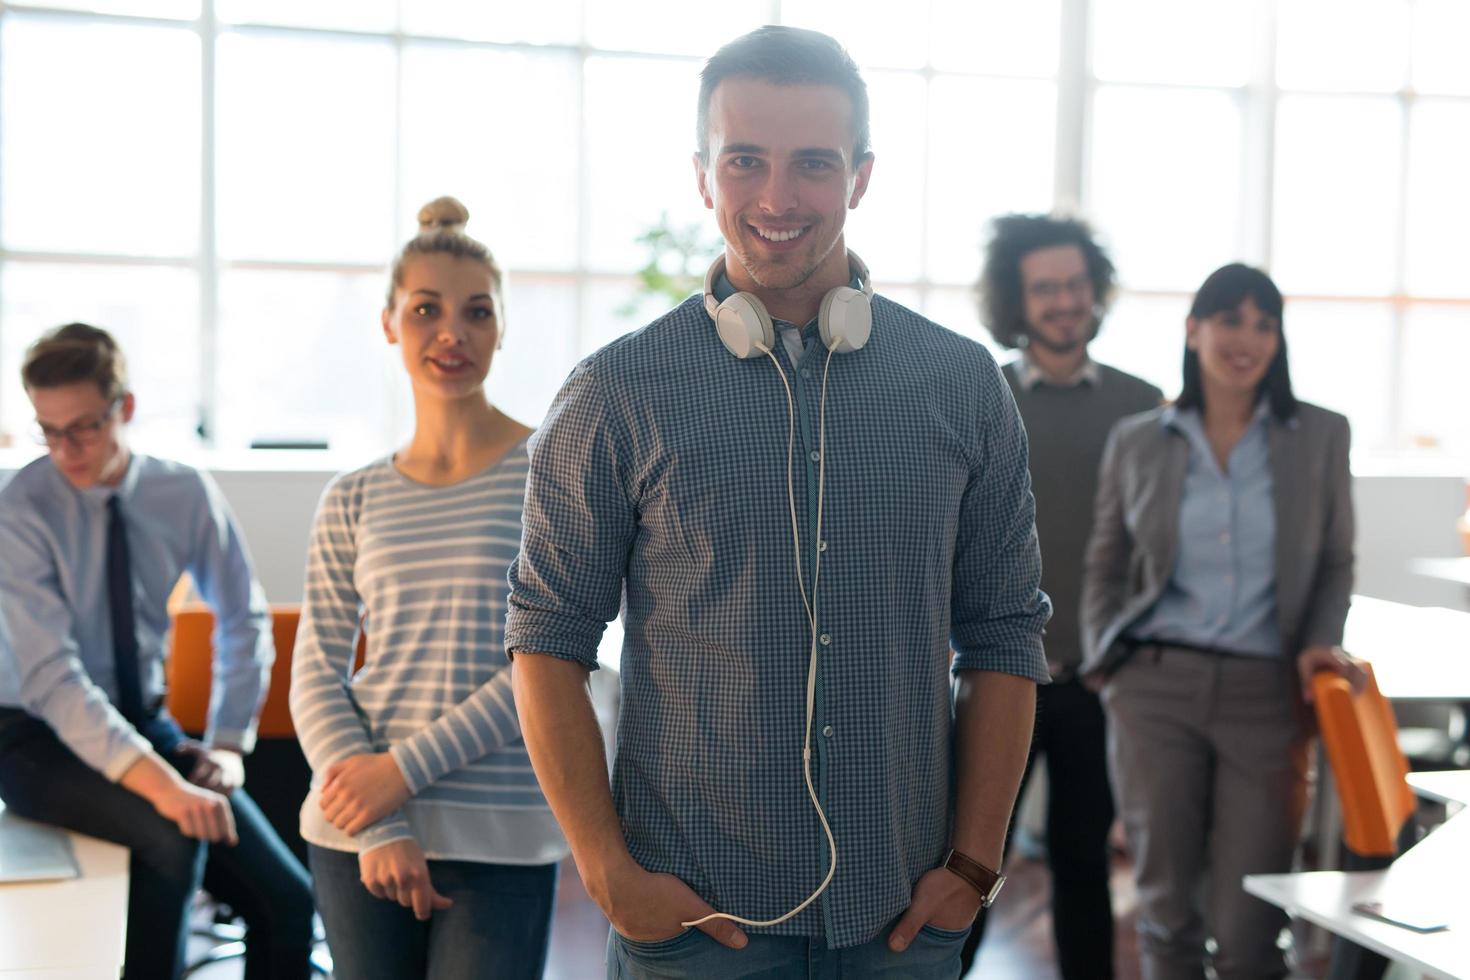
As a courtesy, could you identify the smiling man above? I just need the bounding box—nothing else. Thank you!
[0,323,314,980]
[508,27,1050,979]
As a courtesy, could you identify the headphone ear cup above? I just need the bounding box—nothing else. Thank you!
[715,293,776,359]
[818,286,872,354]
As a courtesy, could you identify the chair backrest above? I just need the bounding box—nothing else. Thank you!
[166,605,366,740]
[1312,663,1416,858]
[165,607,215,736]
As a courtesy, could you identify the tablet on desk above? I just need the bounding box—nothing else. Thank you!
[1351,900,1451,935]
[0,809,80,883]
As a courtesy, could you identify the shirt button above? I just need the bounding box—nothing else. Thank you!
[809,450,821,462]
[822,725,835,738]
[801,369,811,379]
[819,633,832,646]
[818,540,828,553]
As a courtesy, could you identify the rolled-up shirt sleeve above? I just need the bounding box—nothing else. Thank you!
[0,509,150,780]
[506,357,637,669]
[949,359,1052,682]
[186,471,273,753]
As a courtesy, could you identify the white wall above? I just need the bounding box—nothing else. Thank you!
[221,470,1470,616]
[3,452,1467,614]
[1352,474,1468,610]
[208,467,337,604]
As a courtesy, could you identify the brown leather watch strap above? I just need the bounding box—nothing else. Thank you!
[942,848,1006,907]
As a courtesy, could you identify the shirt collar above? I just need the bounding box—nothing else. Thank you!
[1161,398,1277,434]
[65,451,142,508]
[712,270,738,305]
[1017,350,1100,391]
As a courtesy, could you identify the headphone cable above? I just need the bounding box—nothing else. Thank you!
[681,345,839,930]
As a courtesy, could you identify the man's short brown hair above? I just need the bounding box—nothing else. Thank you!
[697,26,870,165]
[21,323,129,402]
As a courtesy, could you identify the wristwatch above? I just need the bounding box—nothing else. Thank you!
[942,848,1006,908]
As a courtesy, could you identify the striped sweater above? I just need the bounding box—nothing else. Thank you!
[290,442,566,863]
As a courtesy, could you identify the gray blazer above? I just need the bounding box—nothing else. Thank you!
[1080,401,1354,681]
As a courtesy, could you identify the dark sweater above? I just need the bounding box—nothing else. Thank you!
[1004,360,1163,669]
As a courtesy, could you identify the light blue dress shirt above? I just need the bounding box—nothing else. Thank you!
[0,453,272,780]
[1130,403,1282,657]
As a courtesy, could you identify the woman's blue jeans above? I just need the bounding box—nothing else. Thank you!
[310,843,557,979]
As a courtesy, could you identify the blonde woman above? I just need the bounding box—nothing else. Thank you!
[290,198,566,979]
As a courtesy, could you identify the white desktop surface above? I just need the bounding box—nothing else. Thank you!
[1406,770,1470,807]
[0,800,128,978]
[1413,557,1470,589]
[1344,596,1470,701]
[1246,810,1470,980]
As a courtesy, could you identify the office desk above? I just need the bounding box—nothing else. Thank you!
[1246,809,1470,980]
[1344,596,1470,701]
[1295,596,1470,966]
[1406,770,1470,807]
[1412,557,1470,589]
[0,800,128,978]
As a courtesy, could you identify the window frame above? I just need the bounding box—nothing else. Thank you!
[0,0,1465,465]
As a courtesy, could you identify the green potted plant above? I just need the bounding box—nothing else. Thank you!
[621,212,723,316]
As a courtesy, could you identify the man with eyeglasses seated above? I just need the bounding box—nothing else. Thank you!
[0,323,314,980]
[960,215,1163,980]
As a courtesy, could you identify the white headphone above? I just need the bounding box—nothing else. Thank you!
[702,251,874,358]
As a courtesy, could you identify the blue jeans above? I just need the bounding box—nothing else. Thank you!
[606,921,968,979]
[310,843,557,980]
[0,709,315,980]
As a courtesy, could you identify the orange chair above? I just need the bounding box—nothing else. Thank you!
[1312,663,1416,859]
[167,604,365,739]
[1313,664,1419,980]
[166,604,351,976]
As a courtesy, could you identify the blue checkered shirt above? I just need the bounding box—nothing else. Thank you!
[506,293,1050,948]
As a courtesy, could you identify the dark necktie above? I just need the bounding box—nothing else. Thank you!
[106,495,145,725]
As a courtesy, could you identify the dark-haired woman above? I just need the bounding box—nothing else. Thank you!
[1080,263,1364,980]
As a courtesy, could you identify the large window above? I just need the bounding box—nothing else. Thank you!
[1,0,1466,462]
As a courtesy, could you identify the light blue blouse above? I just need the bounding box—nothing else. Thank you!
[1130,403,1282,657]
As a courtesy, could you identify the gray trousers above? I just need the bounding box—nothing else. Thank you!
[1102,646,1310,980]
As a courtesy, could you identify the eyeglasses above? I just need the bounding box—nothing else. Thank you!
[32,399,122,450]
[1025,275,1094,302]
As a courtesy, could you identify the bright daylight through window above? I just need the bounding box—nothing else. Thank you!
[0,0,1466,462]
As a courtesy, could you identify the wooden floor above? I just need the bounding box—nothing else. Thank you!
[189,853,1139,978]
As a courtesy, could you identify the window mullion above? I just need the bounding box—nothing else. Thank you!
[1055,0,1088,210]
[1243,0,1276,268]
[1387,88,1414,452]
[0,7,8,437]
[573,0,591,358]
[198,0,218,447]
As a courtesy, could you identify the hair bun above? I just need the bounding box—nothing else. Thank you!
[418,196,469,234]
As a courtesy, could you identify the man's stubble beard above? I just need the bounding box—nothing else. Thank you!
[1025,313,1102,354]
